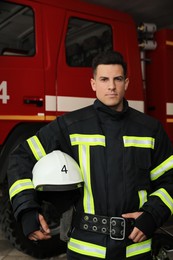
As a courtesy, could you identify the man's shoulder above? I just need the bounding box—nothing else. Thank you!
[129,107,160,128]
[62,105,96,126]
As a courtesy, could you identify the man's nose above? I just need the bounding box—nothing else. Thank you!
[108,80,116,90]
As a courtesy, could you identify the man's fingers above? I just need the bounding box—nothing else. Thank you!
[38,214,50,234]
[28,214,51,241]
[28,230,51,241]
[122,212,143,219]
[128,227,146,242]
[122,212,147,242]
[28,234,38,241]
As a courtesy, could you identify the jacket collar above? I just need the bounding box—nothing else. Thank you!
[94,98,129,121]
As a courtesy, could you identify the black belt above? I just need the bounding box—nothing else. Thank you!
[75,213,135,240]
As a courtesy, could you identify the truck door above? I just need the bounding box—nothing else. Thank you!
[0,0,45,123]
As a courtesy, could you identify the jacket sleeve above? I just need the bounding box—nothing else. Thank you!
[7,116,71,220]
[141,121,173,227]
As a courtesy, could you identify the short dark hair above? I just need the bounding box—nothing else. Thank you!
[92,51,127,77]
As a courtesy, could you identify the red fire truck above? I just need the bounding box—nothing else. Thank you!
[146,30,173,142]
[0,0,173,258]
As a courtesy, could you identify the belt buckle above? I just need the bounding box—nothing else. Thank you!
[110,217,125,240]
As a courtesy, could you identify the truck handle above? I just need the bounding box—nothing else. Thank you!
[23,97,43,107]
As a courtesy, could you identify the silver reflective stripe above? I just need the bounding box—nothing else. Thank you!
[123,136,155,149]
[70,134,105,146]
[27,136,46,161]
[138,190,147,208]
[126,239,151,258]
[70,134,105,214]
[150,188,173,214]
[150,155,173,181]
[9,179,34,200]
[79,144,94,213]
[68,238,106,259]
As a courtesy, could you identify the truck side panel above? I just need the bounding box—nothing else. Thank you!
[146,29,173,142]
[0,0,45,145]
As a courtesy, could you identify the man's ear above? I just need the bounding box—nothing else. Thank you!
[90,78,96,91]
[125,78,129,91]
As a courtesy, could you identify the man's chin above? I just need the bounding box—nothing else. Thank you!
[107,102,123,111]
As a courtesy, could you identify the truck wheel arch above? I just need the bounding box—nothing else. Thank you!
[0,122,67,258]
[0,122,46,183]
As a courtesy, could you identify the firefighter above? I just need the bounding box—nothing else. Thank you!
[7,51,173,259]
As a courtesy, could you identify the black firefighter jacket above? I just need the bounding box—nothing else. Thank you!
[8,99,173,259]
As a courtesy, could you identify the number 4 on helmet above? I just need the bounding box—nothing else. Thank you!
[32,150,83,192]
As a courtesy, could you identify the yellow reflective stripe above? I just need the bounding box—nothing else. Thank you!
[9,179,34,200]
[123,136,155,149]
[126,239,151,258]
[150,155,173,181]
[138,190,148,208]
[79,144,95,213]
[70,134,105,214]
[70,134,105,146]
[150,188,173,214]
[27,136,46,161]
[68,238,106,259]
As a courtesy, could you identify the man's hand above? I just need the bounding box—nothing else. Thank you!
[122,212,147,243]
[28,214,51,241]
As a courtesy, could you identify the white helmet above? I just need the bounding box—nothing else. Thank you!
[32,150,83,192]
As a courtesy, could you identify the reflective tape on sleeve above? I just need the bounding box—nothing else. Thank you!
[123,136,155,149]
[138,190,148,208]
[150,155,173,181]
[126,239,151,258]
[9,179,34,200]
[150,188,173,214]
[27,135,46,161]
[68,238,106,259]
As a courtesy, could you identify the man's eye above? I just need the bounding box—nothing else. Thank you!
[101,78,108,82]
[115,76,124,82]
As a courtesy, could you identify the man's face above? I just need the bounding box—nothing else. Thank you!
[91,64,129,111]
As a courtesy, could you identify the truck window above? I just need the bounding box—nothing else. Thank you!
[0,1,35,56]
[65,17,113,67]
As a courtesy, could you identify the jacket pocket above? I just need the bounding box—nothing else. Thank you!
[135,149,151,191]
